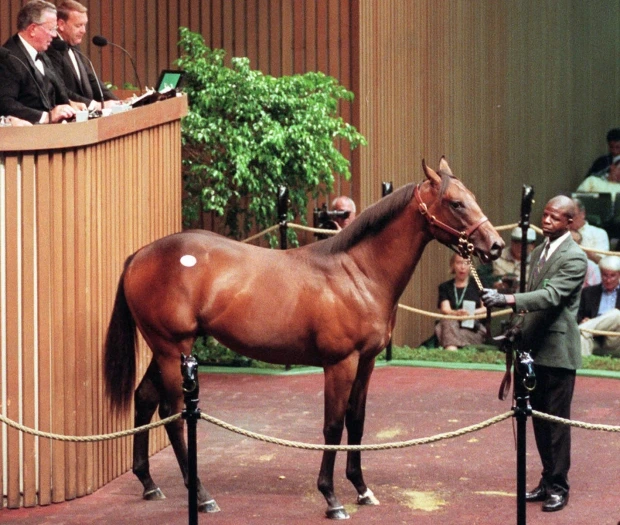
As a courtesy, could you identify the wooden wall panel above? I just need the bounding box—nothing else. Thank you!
[0,99,184,508]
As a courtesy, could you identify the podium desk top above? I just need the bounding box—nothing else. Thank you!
[0,94,187,153]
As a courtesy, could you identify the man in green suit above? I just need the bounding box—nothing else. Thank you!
[482,195,587,513]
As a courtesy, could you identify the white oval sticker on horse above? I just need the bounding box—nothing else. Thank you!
[180,255,197,267]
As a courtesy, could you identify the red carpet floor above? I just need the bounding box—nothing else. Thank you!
[2,365,619,524]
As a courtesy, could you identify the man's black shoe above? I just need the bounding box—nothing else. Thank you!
[525,485,547,502]
[542,492,569,512]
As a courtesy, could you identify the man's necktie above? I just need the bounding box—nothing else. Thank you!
[532,243,549,282]
[35,53,45,75]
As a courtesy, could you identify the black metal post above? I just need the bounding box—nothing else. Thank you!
[515,184,535,525]
[277,186,293,370]
[181,354,200,525]
[514,377,531,525]
[277,185,289,251]
[519,185,534,293]
[382,182,394,361]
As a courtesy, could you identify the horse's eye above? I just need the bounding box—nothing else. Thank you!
[450,201,462,210]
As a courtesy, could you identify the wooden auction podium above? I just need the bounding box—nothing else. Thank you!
[0,95,187,509]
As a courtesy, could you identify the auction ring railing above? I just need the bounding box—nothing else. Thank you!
[0,404,618,450]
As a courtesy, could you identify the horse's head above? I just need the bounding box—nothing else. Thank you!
[416,157,504,263]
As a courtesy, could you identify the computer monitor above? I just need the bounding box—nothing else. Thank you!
[155,70,185,93]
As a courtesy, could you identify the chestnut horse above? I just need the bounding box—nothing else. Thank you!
[103,158,503,520]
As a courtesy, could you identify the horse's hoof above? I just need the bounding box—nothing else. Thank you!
[143,488,166,501]
[357,488,380,506]
[326,506,350,520]
[198,499,220,513]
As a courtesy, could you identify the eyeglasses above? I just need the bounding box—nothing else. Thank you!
[34,23,58,35]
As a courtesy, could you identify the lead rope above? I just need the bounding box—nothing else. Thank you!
[457,235,484,291]
[460,236,519,401]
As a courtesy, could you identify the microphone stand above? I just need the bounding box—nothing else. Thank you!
[514,184,534,525]
[72,47,106,107]
[92,36,142,93]
[107,41,142,93]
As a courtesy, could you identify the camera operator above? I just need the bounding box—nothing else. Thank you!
[314,196,357,239]
[331,195,356,230]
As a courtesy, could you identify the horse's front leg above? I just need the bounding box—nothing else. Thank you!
[318,356,358,520]
[345,358,380,507]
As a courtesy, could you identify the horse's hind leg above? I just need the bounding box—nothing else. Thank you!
[345,359,380,507]
[133,359,166,501]
[157,356,220,513]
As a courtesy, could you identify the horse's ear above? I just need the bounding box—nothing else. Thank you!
[438,156,454,177]
[422,158,442,186]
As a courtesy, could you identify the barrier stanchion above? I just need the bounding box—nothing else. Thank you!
[181,354,201,525]
[382,182,394,361]
[515,184,535,525]
[277,185,289,250]
[514,368,533,525]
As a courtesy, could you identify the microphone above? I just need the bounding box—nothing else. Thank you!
[52,39,105,106]
[0,47,53,112]
[92,35,142,93]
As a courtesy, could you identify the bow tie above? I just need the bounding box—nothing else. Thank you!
[35,52,44,62]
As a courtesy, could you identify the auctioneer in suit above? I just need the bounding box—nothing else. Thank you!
[0,34,71,123]
[46,37,117,106]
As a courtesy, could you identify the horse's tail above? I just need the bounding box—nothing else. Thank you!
[104,254,138,413]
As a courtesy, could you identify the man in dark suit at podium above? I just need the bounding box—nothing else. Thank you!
[46,1,119,111]
[0,1,78,124]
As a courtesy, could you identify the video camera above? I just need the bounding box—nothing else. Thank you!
[313,204,350,238]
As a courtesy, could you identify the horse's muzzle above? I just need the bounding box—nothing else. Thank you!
[477,240,504,263]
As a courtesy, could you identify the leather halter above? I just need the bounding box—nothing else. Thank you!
[414,183,489,256]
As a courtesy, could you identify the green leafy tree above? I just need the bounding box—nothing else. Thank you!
[176,27,366,243]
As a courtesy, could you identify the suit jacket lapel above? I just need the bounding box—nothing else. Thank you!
[13,36,45,84]
[69,47,93,98]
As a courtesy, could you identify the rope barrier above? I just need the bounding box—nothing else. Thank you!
[532,410,620,432]
[287,223,338,235]
[397,303,512,320]
[241,224,280,243]
[580,327,620,337]
[199,411,513,451]
[2,407,617,448]
[0,412,180,442]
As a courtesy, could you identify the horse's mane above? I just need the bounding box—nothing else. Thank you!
[312,172,455,255]
[312,183,417,255]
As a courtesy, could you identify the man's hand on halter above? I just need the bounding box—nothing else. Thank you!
[481,288,510,308]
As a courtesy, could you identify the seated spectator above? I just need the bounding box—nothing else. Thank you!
[578,255,620,357]
[490,226,536,293]
[576,155,620,206]
[0,1,79,124]
[570,197,611,262]
[570,230,601,287]
[435,253,487,350]
[331,195,356,229]
[585,128,620,178]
